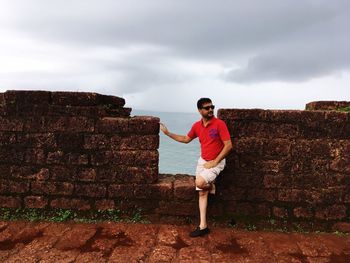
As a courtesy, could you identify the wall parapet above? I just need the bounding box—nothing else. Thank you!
[0,90,349,232]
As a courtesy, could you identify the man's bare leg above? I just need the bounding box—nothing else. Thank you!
[199,190,209,229]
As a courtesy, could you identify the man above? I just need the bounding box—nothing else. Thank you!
[160,98,232,237]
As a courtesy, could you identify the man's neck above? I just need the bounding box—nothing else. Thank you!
[202,116,214,126]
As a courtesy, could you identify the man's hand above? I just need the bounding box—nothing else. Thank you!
[160,123,169,135]
[204,160,219,169]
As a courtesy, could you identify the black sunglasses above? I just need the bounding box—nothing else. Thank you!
[202,105,215,110]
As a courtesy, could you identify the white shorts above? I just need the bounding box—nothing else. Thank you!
[195,157,226,190]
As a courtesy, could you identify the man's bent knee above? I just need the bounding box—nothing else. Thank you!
[195,176,208,189]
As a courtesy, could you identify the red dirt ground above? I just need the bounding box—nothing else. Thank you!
[0,220,349,262]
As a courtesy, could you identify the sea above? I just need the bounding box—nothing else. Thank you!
[131,109,201,175]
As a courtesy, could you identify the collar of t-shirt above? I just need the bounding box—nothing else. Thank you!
[200,116,217,127]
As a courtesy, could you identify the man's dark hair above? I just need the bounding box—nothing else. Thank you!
[197,98,212,109]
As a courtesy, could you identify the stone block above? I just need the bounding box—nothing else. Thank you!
[0,146,24,164]
[76,168,96,182]
[66,153,89,165]
[56,133,84,150]
[16,133,56,148]
[0,165,10,180]
[96,117,129,134]
[128,116,160,135]
[24,148,46,164]
[173,176,195,200]
[0,196,21,208]
[75,183,107,198]
[0,132,16,145]
[108,184,134,198]
[293,206,314,218]
[24,196,48,208]
[51,91,100,106]
[94,199,115,210]
[10,166,49,181]
[278,189,305,202]
[124,167,158,184]
[273,206,288,218]
[157,201,197,216]
[50,166,77,181]
[50,198,91,210]
[119,135,159,150]
[315,205,347,220]
[83,134,110,149]
[114,150,159,167]
[31,181,74,195]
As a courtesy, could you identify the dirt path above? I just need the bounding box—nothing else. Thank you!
[0,220,349,262]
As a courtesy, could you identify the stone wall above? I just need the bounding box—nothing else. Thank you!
[0,90,159,211]
[0,90,349,232]
[306,101,350,110]
[215,108,350,231]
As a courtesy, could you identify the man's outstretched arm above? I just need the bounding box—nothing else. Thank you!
[160,123,193,144]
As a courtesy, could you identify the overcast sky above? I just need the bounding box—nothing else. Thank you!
[0,0,349,112]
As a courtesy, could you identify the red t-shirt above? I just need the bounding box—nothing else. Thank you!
[187,116,231,161]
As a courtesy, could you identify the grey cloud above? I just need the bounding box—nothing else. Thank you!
[2,0,350,88]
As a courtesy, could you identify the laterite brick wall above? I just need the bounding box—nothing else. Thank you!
[216,108,350,231]
[0,90,349,232]
[0,90,159,211]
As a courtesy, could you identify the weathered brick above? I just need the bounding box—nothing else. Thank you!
[50,198,91,210]
[46,150,65,164]
[0,165,10,179]
[278,189,305,202]
[293,206,313,218]
[16,133,56,148]
[50,166,77,181]
[128,116,160,135]
[76,168,96,182]
[57,133,84,150]
[0,147,24,164]
[330,157,350,173]
[118,135,159,150]
[31,181,74,196]
[124,167,158,184]
[246,188,277,202]
[94,199,115,210]
[0,132,16,145]
[173,176,195,200]
[134,178,173,200]
[0,117,23,131]
[7,180,30,194]
[24,148,46,164]
[75,183,106,198]
[157,201,197,216]
[273,206,288,218]
[4,90,51,105]
[66,153,89,165]
[90,151,114,166]
[332,222,350,233]
[114,150,159,166]
[83,134,110,149]
[24,196,48,208]
[0,196,21,208]
[96,117,129,134]
[51,91,99,106]
[49,116,95,132]
[108,184,134,198]
[315,205,347,220]
[10,166,49,181]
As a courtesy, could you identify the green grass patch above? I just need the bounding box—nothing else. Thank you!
[336,106,350,112]
[0,208,149,224]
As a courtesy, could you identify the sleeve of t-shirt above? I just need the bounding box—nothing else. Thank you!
[219,120,231,141]
[187,123,197,139]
